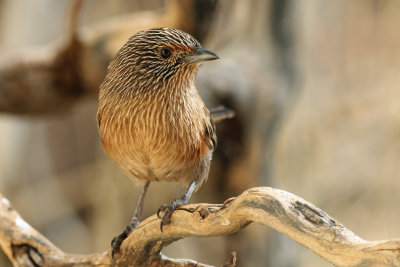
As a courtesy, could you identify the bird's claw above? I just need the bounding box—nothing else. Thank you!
[157,203,176,232]
[111,227,129,257]
[158,198,187,232]
[111,219,139,257]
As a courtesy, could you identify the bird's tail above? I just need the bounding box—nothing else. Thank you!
[210,106,235,123]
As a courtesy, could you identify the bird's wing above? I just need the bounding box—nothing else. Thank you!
[204,107,217,152]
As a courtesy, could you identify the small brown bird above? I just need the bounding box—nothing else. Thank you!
[97,27,230,255]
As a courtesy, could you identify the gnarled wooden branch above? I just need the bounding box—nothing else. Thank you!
[0,0,217,114]
[1,187,399,267]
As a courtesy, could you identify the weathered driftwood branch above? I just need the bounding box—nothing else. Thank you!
[1,187,399,267]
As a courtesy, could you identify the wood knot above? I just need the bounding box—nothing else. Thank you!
[222,251,237,267]
[222,197,236,208]
[293,201,336,227]
[198,207,210,219]
[11,244,44,266]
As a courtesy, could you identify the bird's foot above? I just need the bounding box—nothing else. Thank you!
[157,197,187,232]
[111,218,139,257]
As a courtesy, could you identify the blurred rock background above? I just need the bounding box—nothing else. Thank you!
[1,0,400,266]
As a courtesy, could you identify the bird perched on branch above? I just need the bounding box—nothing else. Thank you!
[97,27,233,256]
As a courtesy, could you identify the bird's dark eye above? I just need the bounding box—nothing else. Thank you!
[160,47,172,59]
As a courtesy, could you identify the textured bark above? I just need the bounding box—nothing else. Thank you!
[1,187,399,267]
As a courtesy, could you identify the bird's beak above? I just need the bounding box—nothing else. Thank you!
[183,47,219,63]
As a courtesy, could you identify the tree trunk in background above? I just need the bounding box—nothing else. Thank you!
[273,1,400,265]
[197,0,298,265]
[200,0,400,266]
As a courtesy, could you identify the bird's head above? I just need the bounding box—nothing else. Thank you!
[106,28,219,92]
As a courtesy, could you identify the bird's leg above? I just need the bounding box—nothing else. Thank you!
[157,181,196,232]
[111,181,150,257]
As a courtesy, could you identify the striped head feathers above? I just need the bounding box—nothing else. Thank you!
[102,27,219,94]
